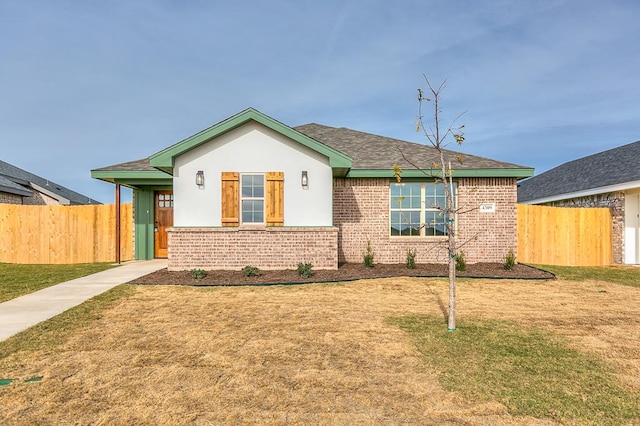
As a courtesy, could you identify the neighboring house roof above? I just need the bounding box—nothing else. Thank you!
[92,108,534,185]
[518,140,640,204]
[0,159,100,205]
[0,174,33,197]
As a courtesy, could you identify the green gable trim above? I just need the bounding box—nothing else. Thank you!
[347,168,535,179]
[149,108,353,174]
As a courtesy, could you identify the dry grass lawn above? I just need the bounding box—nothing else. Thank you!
[1,277,639,425]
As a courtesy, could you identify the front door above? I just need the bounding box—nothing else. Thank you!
[154,190,174,258]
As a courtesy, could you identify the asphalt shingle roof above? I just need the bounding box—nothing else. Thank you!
[0,159,100,205]
[295,123,527,170]
[518,140,640,203]
[93,158,158,172]
[96,123,530,174]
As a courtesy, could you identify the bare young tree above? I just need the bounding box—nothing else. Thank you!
[394,75,466,331]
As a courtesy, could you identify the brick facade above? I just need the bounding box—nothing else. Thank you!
[0,191,23,204]
[167,226,338,271]
[167,177,520,269]
[333,177,518,264]
[548,192,624,264]
[0,190,60,205]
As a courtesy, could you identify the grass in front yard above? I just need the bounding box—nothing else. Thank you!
[388,315,639,425]
[534,264,640,287]
[0,277,638,424]
[0,284,135,360]
[0,263,117,302]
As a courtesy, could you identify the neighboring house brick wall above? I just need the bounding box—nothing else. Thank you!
[167,226,338,271]
[547,192,624,264]
[333,177,518,264]
[0,192,23,204]
[21,191,58,206]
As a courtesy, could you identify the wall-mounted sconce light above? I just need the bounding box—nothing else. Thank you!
[301,171,308,189]
[195,170,205,186]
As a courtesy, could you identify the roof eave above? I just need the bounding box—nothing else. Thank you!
[0,184,32,197]
[519,178,640,204]
[91,169,174,188]
[347,168,535,179]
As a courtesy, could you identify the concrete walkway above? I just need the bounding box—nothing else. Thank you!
[0,259,167,342]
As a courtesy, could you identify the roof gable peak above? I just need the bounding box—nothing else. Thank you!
[149,108,352,174]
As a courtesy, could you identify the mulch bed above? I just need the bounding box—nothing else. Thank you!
[130,262,555,286]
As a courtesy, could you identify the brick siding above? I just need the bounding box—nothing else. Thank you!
[333,177,518,264]
[168,226,338,271]
[548,192,624,264]
[0,191,23,204]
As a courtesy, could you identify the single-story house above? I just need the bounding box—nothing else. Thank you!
[0,159,100,205]
[92,108,533,271]
[518,140,640,265]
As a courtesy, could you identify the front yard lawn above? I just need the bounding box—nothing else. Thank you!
[534,263,640,287]
[0,263,117,302]
[0,273,638,424]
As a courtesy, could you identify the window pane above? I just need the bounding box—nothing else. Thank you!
[425,211,449,236]
[242,200,264,223]
[425,183,455,209]
[390,209,421,236]
[390,183,421,209]
[242,175,265,198]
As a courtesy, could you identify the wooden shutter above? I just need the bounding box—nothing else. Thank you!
[221,172,239,226]
[266,171,284,226]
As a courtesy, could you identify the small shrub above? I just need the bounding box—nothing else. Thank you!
[363,239,375,268]
[454,251,466,272]
[242,265,261,277]
[406,248,417,269]
[504,249,516,271]
[297,262,314,278]
[190,268,207,279]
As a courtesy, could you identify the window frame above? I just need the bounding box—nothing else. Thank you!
[240,173,265,225]
[389,181,457,238]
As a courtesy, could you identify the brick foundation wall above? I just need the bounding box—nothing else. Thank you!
[0,192,23,204]
[168,226,339,271]
[333,177,518,264]
[548,192,624,264]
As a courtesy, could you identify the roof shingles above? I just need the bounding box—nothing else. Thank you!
[0,160,99,205]
[518,140,640,203]
[294,123,527,171]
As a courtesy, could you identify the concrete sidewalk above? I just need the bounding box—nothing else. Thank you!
[0,259,167,342]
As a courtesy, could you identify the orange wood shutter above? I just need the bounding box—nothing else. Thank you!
[221,172,239,226]
[266,171,284,226]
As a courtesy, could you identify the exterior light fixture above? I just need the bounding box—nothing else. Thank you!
[195,170,205,186]
[301,171,308,188]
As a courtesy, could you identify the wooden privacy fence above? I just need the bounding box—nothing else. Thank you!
[517,204,612,266]
[0,204,133,264]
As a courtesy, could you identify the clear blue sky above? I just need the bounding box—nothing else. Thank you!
[1,0,639,204]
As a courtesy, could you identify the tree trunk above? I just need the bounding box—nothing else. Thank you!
[448,251,456,330]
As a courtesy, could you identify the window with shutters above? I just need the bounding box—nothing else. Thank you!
[221,171,284,227]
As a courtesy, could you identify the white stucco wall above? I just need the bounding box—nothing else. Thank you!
[173,121,334,227]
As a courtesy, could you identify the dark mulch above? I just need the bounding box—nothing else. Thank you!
[130,262,555,286]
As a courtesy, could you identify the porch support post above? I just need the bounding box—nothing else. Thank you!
[115,184,121,264]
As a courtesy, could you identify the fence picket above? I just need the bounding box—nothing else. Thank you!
[517,204,612,266]
[0,204,133,264]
